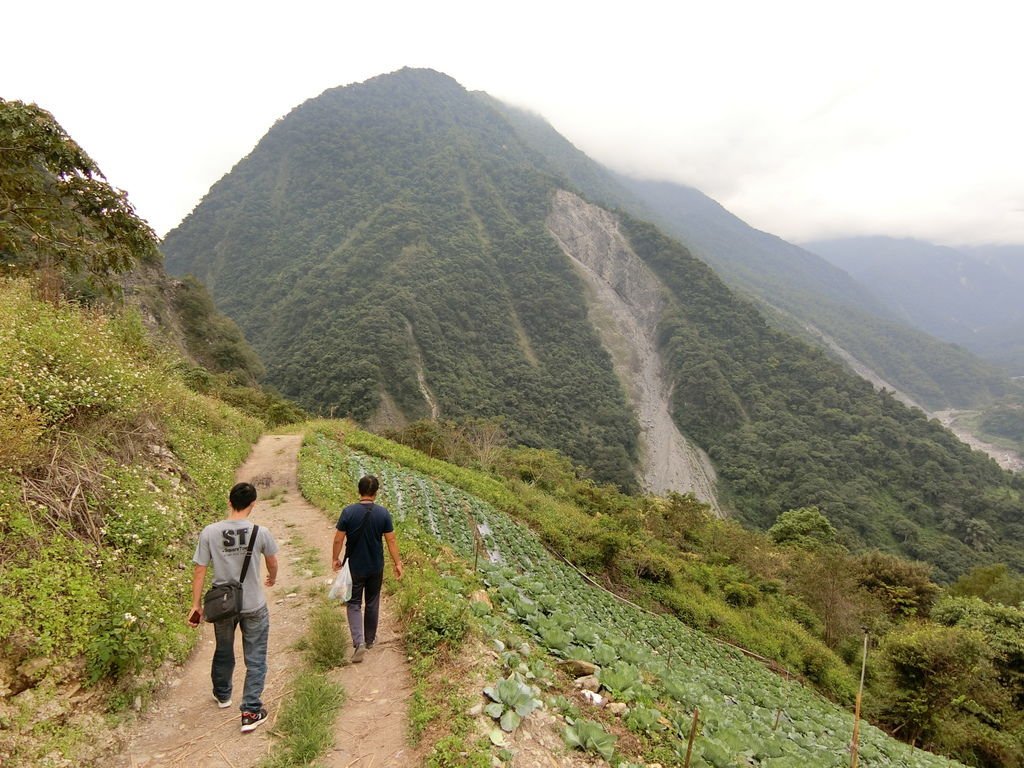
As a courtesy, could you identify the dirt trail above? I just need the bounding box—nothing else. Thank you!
[116,434,413,767]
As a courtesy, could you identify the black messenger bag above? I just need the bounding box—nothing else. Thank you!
[203,525,259,623]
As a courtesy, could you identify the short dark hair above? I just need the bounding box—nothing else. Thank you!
[229,482,258,510]
[358,475,379,497]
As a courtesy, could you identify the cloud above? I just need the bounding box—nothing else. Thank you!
[4,0,1024,245]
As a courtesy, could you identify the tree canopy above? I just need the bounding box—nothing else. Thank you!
[0,99,157,294]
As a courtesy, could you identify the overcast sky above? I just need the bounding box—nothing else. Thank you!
[5,0,1024,246]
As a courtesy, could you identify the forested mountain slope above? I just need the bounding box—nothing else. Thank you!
[490,100,1015,412]
[163,68,639,488]
[162,69,1024,578]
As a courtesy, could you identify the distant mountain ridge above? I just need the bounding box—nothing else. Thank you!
[806,236,1024,375]
[163,68,1024,578]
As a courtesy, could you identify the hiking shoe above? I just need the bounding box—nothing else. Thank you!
[240,708,268,732]
[213,693,232,709]
[365,641,374,650]
[352,643,366,663]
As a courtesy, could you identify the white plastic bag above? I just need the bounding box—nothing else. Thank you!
[328,560,353,601]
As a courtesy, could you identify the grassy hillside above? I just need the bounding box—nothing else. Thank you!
[0,279,263,764]
[0,99,295,764]
[298,423,1008,767]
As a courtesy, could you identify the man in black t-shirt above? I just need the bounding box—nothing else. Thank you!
[331,474,404,662]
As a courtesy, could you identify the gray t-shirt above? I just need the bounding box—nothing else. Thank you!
[193,519,279,614]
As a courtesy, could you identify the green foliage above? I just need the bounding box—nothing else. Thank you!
[259,670,345,768]
[179,363,306,427]
[624,705,666,734]
[426,734,491,768]
[597,662,646,702]
[0,508,102,661]
[0,100,157,293]
[304,600,349,669]
[0,278,261,690]
[876,622,1019,766]
[950,563,1024,606]
[932,596,1024,713]
[483,673,542,732]
[855,551,939,619]
[385,417,509,470]
[768,507,838,549]
[979,403,1024,444]
[172,275,264,383]
[564,717,616,761]
[0,280,151,429]
[403,585,470,656]
[84,575,180,683]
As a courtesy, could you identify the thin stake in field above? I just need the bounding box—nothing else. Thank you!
[850,630,869,768]
[683,706,700,768]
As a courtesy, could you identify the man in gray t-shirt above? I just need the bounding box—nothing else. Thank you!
[189,482,279,733]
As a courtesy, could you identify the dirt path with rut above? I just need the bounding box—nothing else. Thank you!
[115,434,413,767]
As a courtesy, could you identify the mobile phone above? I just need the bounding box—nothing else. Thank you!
[188,609,202,626]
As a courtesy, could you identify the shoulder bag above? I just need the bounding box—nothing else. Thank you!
[203,524,259,623]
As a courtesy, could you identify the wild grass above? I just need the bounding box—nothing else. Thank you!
[303,600,349,670]
[259,670,345,768]
[0,279,263,765]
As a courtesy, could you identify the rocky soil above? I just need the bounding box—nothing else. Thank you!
[547,190,721,513]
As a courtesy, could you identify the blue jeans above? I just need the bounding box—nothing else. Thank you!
[212,604,269,712]
[347,570,383,648]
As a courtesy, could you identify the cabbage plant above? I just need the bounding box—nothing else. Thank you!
[483,674,542,732]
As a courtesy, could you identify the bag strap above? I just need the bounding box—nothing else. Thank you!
[341,506,373,566]
[239,524,260,583]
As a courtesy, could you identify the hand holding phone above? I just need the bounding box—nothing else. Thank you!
[187,609,202,627]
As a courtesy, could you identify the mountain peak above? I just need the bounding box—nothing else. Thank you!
[316,67,468,105]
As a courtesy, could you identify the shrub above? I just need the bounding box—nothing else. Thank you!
[768,506,838,549]
[877,622,1006,758]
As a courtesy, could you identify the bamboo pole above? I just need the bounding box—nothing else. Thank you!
[773,667,791,731]
[684,706,700,768]
[851,631,869,768]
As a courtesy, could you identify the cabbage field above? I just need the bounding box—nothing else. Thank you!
[313,434,964,767]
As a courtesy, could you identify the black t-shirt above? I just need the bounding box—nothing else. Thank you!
[336,502,394,578]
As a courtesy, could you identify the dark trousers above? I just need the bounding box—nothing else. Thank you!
[346,570,383,647]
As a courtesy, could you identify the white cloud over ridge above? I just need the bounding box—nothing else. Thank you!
[4,0,1023,246]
